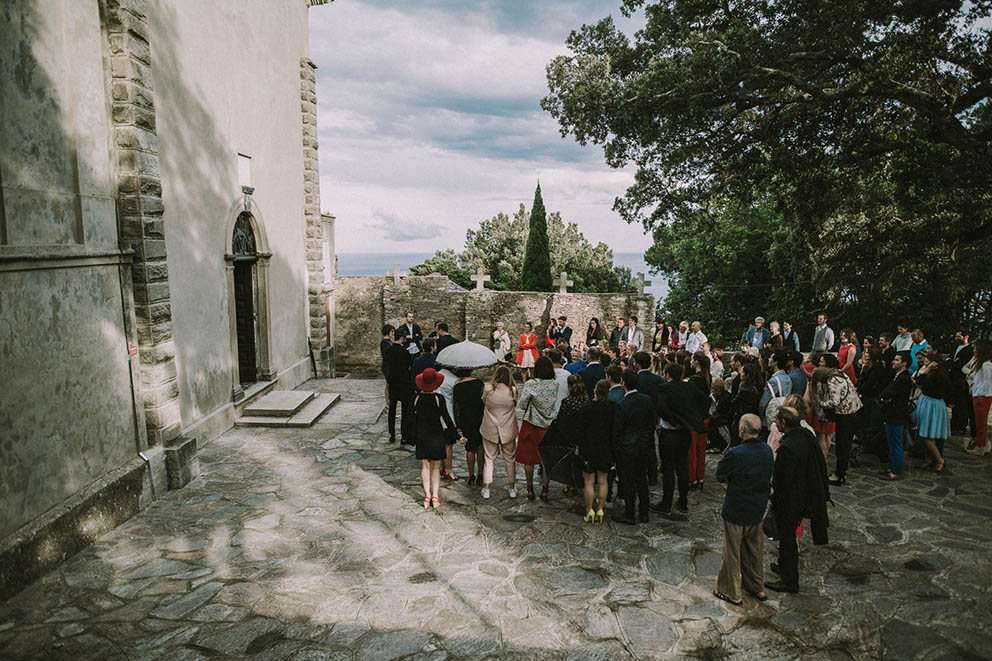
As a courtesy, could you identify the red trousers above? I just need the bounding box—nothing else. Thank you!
[688,423,708,483]
[975,396,992,447]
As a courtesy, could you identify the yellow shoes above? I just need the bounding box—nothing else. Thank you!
[595,508,604,523]
[583,509,596,522]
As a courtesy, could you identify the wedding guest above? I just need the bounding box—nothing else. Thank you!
[912,357,950,472]
[516,356,560,501]
[767,321,784,350]
[565,349,586,374]
[806,354,838,459]
[549,349,571,415]
[653,319,670,352]
[480,366,518,499]
[557,375,591,510]
[557,316,573,344]
[811,313,834,354]
[434,321,459,353]
[516,322,539,381]
[612,370,657,524]
[586,317,606,347]
[580,380,616,522]
[610,318,626,353]
[412,369,455,509]
[579,347,607,399]
[384,331,414,444]
[965,340,992,455]
[688,351,712,489]
[381,324,394,410]
[453,369,485,486]
[545,317,559,350]
[782,320,801,352]
[686,321,707,354]
[879,351,913,480]
[714,413,774,605]
[909,328,929,373]
[652,362,708,520]
[808,366,862,484]
[947,329,975,437]
[623,316,645,351]
[606,365,625,404]
[893,324,913,352]
[493,321,511,361]
[838,329,859,385]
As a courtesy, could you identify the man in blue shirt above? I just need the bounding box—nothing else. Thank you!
[909,328,928,373]
[714,413,774,604]
[759,350,793,425]
[742,317,771,351]
[564,349,586,374]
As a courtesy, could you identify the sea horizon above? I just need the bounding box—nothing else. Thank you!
[337,251,670,302]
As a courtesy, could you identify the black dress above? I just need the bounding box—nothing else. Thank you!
[453,379,485,452]
[413,392,455,461]
[580,400,616,473]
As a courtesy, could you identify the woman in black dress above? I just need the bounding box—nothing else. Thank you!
[413,369,455,509]
[453,369,485,485]
[580,379,616,522]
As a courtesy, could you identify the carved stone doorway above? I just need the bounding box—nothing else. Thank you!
[226,204,274,401]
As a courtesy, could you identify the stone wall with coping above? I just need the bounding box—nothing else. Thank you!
[334,275,654,371]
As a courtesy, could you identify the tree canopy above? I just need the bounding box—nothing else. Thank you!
[409,204,633,294]
[543,0,992,342]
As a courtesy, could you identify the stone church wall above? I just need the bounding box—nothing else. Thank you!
[334,275,654,371]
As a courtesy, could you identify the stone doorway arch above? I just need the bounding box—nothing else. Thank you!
[224,197,274,401]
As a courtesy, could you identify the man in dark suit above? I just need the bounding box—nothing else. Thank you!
[434,321,459,353]
[766,406,828,594]
[411,338,437,391]
[384,331,414,443]
[652,362,709,520]
[879,351,914,480]
[579,347,606,399]
[557,316,572,345]
[401,311,423,356]
[948,329,976,436]
[612,370,657,524]
[609,318,625,354]
[634,352,662,486]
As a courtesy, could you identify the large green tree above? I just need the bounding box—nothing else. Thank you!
[519,183,553,291]
[410,204,633,293]
[543,0,992,341]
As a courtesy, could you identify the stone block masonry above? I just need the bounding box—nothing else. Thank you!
[301,58,332,376]
[105,0,194,486]
[334,275,654,371]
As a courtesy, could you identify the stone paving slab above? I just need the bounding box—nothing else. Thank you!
[245,391,316,417]
[2,377,992,660]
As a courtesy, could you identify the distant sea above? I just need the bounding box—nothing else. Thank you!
[337,252,670,302]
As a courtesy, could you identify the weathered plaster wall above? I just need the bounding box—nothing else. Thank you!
[334,275,654,370]
[0,266,138,540]
[0,2,141,540]
[149,1,312,426]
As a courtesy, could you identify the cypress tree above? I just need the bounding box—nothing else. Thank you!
[520,182,553,291]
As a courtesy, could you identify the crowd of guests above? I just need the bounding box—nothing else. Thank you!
[379,310,992,599]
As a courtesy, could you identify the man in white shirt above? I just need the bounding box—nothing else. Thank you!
[623,316,645,351]
[549,349,571,415]
[811,314,834,354]
[686,321,707,354]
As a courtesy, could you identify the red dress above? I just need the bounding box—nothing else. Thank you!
[838,343,858,385]
[516,334,539,366]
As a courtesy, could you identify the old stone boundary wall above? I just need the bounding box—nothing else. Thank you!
[335,275,655,372]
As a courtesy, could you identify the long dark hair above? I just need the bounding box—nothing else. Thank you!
[975,339,992,367]
[533,356,555,380]
[692,351,712,390]
[741,362,764,392]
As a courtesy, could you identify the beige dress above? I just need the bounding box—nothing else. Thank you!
[481,383,518,443]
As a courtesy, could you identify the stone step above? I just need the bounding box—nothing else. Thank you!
[236,393,340,428]
[244,390,315,417]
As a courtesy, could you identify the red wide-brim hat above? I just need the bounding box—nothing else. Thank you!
[416,368,444,392]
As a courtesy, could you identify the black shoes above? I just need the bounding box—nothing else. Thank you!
[764,580,798,594]
[649,502,668,513]
[769,563,781,575]
[614,514,637,525]
[639,514,649,523]
[649,503,688,521]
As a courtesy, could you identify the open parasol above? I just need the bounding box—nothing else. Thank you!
[436,340,499,370]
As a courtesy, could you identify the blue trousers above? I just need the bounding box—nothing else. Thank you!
[885,423,904,475]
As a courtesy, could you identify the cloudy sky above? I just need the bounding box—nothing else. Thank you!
[308,1,651,254]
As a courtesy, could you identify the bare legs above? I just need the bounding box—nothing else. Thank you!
[922,437,944,471]
[444,443,454,478]
[524,463,550,499]
[420,459,441,507]
[817,432,831,460]
[465,449,484,480]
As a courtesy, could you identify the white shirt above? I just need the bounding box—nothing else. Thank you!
[686,331,707,354]
[973,361,992,397]
[405,323,419,354]
[893,332,913,352]
[553,367,571,415]
[436,368,457,429]
[710,359,724,381]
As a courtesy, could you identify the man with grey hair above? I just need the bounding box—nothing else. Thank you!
[743,316,771,351]
[714,414,774,604]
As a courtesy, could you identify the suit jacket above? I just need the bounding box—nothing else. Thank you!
[579,362,606,399]
[384,343,413,393]
[435,334,459,353]
[948,344,975,382]
[401,322,423,353]
[879,370,913,425]
[609,327,624,351]
[558,325,573,344]
[612,391,656,454]
[635,370,663,410]
[411,353,437,390]
[772,426,829,544]
[657,380,708,432]
[623,326,645,350]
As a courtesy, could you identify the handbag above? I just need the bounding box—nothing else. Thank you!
[764,378,787,428]
[762,504,779,540]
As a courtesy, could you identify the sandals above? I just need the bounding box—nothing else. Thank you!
[539,486,550,502]
[827,475,846,485]
[431,496,441,509]
[423,496,431,509]
[713,590,742,606]
[527,488,536,501]
[745,588,768,602]
[935,460,945,473]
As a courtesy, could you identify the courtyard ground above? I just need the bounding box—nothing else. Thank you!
[2,377,991,660]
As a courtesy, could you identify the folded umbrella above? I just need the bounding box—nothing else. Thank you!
[538,423,580,487]
[436,340,499,370]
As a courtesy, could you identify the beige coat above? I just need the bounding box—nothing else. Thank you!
[481,383,518,443]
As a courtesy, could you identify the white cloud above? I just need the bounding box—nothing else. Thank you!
[369,208,445,242]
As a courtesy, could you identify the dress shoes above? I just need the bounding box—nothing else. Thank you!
[764,580,798,594]
[614,514,638,525]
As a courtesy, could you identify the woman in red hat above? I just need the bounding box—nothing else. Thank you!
[413,368,455,509]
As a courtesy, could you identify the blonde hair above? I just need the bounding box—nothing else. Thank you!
[770,321,780,333]
[783,393,808,419]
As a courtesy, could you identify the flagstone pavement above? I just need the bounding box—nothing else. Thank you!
[2,377,992,660]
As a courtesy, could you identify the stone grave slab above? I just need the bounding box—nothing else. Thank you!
[244,390,315,417]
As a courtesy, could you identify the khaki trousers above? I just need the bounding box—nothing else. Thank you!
[717,518,765,601]
[482,436,516,485]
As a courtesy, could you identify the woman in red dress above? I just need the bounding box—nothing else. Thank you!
[516,322,539,382]
[838,329,858,385]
